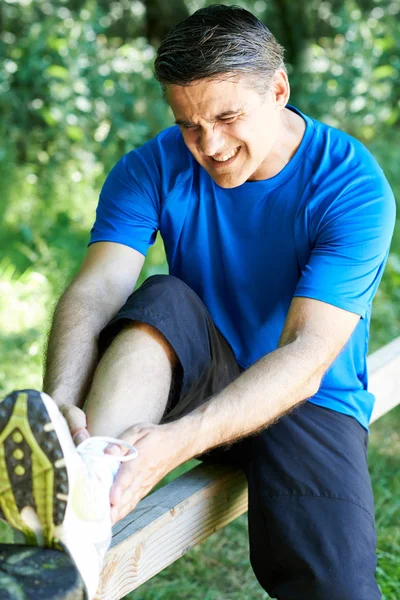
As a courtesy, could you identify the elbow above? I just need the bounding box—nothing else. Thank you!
[310,377,323,399]
[304,371,323,400]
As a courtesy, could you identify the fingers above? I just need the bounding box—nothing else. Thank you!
[109,424,157,503]
[104,444,123,456]
[72,428,90,446]
[108,423,173,524]
[110,459,137,505]
[118,422,156,445]
[110,476,143,524]
[59,404,90,445]
[59,404,87,431]
[110,495,139,524]
[111,505,119,524]
[104,423,152,458]
[110,465,141,524]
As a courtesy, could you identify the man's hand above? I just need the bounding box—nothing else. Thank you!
[59,404,90,446]
[109,422,187,524]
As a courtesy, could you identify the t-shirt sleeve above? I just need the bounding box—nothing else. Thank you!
[294,166,396,318]
[89,142,161,256]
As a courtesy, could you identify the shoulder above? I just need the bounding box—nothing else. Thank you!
[305,113,387,189]
[297,111,395,225]
[116,126,196,196]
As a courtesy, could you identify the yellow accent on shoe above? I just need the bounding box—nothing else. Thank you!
[0,392,57,546]
[13,449,24,460]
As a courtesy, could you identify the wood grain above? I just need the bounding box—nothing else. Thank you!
[97,464,247,600]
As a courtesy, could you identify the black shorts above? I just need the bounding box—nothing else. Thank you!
[99,274,380,600]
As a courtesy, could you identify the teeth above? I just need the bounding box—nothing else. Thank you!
[213,147,239,162]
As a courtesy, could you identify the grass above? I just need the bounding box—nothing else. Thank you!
[123,513,266,600]
[369,407,400,599]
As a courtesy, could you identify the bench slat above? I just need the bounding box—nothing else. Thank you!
[97,337,400,599]
[97,464,247,600]
[369,336,400,423]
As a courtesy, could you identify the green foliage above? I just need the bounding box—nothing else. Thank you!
[0,0,172,290]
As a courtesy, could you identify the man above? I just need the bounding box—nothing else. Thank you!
[0,5,396,599]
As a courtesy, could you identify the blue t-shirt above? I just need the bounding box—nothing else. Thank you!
[90,106,396,430]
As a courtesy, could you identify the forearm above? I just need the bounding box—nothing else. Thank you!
[173,337,325,460]
[43,283,115,408]
[112,300,359,520]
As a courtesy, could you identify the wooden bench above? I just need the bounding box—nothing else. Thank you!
[96,337,400,600]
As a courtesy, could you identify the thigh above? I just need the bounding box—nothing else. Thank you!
[98,274,242,420]
[242,402,381,600]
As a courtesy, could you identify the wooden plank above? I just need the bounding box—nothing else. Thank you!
[369,336,400,423]
[96,464,247,600]
[97,336,400,600]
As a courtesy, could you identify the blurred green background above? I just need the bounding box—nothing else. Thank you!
[0,0,399,598]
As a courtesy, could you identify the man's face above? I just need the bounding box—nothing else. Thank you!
[166,74,286,188]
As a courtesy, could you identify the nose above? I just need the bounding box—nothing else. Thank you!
[199,126,224,157]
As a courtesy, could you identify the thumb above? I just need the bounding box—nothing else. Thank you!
[72,428,90,447]
[104,424,154,456]
[59,404,90,446]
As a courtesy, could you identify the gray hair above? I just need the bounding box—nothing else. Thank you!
[154,4,286,94]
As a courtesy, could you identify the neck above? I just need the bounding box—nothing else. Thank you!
[282,107,306,161]
[265,107,306,178]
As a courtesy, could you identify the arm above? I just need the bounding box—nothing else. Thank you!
[178,297,359,454]
[43,241,144,409]
[110,297,359,522]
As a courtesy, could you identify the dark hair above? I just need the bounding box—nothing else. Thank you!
[154,4,286,94]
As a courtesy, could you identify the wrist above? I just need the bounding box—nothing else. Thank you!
[162,414,205,465]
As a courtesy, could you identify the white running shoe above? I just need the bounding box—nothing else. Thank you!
[0,389,138,599]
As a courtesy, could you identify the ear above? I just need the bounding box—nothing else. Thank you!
[271,69,290,109]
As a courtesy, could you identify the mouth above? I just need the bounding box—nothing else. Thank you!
[209,146,241,168]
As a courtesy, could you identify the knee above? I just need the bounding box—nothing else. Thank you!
[139,274,199,313]
[142,274,194,297]
[121,321,178,365]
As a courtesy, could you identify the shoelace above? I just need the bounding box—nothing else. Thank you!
[76,436,139,462]
[76,436,139,484]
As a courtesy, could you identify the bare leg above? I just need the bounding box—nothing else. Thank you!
[85,322,178,438]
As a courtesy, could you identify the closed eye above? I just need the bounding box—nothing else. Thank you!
[179,123,199,130]
[219,116,237,123]
[177,115,239,129]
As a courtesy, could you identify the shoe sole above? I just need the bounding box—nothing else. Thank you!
[0,390,69,548]
[0,543,85,600]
